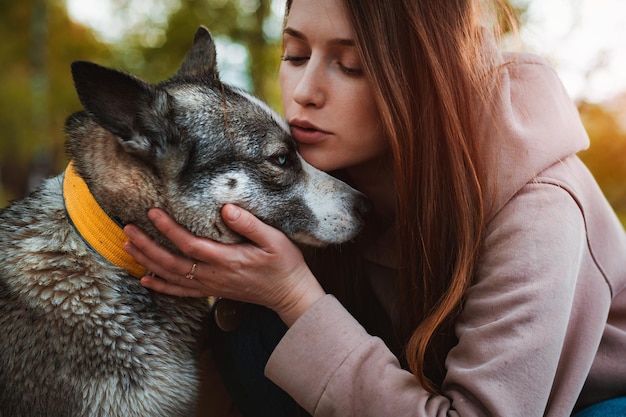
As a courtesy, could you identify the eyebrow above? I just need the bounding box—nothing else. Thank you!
[283,27,356,47]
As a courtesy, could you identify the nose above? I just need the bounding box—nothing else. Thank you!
[292,60,326,108]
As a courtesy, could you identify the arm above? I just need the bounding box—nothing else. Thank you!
[123,203,325,326]
[266,183,601,416]
[125,185,606,416]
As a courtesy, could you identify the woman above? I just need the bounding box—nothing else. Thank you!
[123,0,626,415]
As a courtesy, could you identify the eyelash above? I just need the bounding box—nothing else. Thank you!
[339,63,363,76]
[281,55,363,77]
[281,55,308,64]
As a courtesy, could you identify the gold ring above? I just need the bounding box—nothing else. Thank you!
[185,263,197,280]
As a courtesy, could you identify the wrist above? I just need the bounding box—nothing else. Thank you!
[276,277,326,327]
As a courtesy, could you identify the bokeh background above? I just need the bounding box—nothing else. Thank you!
[1,0,625,225]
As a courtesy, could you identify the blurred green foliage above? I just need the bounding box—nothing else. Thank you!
[0,0,625,229]
[0,0,282,206]
[0,0,114,203]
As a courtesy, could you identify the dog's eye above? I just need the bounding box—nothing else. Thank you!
[270,154,289,167]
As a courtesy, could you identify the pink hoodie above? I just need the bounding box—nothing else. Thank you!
[265,52,626,416]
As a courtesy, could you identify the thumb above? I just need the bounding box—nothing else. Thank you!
[221,204,284,249]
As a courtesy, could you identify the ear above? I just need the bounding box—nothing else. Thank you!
[174,26,220,81]
[71,61,170,158]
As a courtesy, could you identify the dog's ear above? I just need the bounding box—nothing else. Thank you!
[71,60,170,159]
[174,26,219,81]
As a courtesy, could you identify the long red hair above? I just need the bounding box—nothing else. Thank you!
[285,0,516,393]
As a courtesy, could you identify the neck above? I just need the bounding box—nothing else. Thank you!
[63,161,147,278]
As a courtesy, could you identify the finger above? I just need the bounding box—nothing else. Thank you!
[140,275,206,298]
[221,204,287,251]
[125,237,206,292]
[123,225,183,275]
[147,208,220,261]
[123,239,196,286]
[123,225,202,285]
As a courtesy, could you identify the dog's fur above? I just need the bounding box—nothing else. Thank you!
[0,27,367,417]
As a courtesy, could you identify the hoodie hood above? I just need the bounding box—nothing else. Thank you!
[363,51,591,269]
[480,51,590,220]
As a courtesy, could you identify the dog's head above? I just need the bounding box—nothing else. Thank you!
[65,26,369,250]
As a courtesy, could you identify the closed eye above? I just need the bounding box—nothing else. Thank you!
[281,55,309,66]
[339,63,363,77]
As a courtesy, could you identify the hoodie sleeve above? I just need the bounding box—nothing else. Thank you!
[265,180,611,417]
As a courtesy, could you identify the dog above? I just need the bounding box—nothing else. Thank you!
[0,26,368,417]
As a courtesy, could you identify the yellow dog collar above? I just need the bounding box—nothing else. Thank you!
[63,161,147,278]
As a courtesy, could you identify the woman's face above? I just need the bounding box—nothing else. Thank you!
[280,0,386,174]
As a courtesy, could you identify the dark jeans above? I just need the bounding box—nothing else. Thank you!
[211,303,626,417]
[574,397,626,417]
[211,303,299,417]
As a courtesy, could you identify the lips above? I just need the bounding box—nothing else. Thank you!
[289,119,330,145]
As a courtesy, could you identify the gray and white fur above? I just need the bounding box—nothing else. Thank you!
[0,26,368,417]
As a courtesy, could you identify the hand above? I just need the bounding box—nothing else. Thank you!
[123,204,326,326]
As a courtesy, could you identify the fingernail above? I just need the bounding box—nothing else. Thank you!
[148,208,162,222]
[224,204,241,221]
[123,225,137,239]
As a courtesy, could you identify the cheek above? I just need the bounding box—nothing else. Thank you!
[335,78,379,125]
[355,86,380,125]
[350,126,387,164]
[345,93,385,151]
[279,65,293,113]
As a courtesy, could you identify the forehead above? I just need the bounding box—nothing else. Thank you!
[165,83,294,161]
[285,0,354,41]
[169,84,288,131]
